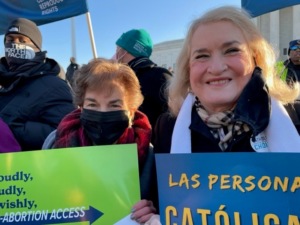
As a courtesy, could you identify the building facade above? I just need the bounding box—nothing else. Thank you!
[253,4,300,60]
[151,5,300,69]
[150,39,184,72]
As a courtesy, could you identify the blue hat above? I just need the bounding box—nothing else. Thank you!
[116,29,153,58]
[288,39,300,55]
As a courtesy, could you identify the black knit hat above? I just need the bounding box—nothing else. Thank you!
[5,18,42,50]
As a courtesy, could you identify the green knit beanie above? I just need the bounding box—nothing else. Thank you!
[116,29,153,58]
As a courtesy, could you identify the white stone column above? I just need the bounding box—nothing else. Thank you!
[269,10,280,50]
[293,5,300,39]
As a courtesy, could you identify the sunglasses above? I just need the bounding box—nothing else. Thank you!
[290,45,300,51]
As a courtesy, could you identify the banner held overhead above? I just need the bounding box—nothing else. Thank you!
[242,0,300,17]
[0,0,88,35]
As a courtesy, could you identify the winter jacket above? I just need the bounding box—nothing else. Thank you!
[66,61,79,87]
[154,68,300,154]
[0,55,75,150]
[128,57,172,130]
[41,109,156,202]
[276,59,300,85]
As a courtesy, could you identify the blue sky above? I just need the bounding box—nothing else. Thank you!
[0,0,241,71]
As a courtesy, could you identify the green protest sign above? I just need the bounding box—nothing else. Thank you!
[0,144,140,224]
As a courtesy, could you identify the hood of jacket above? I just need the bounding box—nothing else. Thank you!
[128,56,156,72]
[233,67,270,138]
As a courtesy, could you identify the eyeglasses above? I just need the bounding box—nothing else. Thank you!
[290,45,300,51]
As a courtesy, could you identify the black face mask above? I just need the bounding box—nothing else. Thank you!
[5,42,36,66]
[80,108,129,145]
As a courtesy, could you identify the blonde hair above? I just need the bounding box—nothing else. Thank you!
[73,58,143,110]
[168,6,299,116]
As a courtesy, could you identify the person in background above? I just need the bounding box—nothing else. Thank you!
[0,18,75,150]
[114,29,172,131]
[276,39,300,86]
[154,6,300,154]
[66,56,79,87]
[45,58,157,224]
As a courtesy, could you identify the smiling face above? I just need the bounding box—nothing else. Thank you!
[189,21,255,114]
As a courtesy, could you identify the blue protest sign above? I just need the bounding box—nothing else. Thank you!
[242,0,300,17]
[156,153,300,225]
[0,0,88,35]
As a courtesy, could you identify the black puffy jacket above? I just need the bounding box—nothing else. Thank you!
[128,57,172,130]
[0,56,75,150]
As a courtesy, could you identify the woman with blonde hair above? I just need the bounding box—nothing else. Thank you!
[154,6,300,154]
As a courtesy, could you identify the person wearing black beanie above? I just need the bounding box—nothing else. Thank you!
[276,39,300,87]
[0,18,75,151]
[5,18,42,51]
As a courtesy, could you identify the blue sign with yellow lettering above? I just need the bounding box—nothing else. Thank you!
[155,153,300,225]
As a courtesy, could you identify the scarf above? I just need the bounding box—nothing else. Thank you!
[195,97,250,151]
[54,109,152,166]
[0,52,57,93]
[171,93,300,153]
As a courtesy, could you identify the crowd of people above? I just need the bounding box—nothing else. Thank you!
[1,6,300,224]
